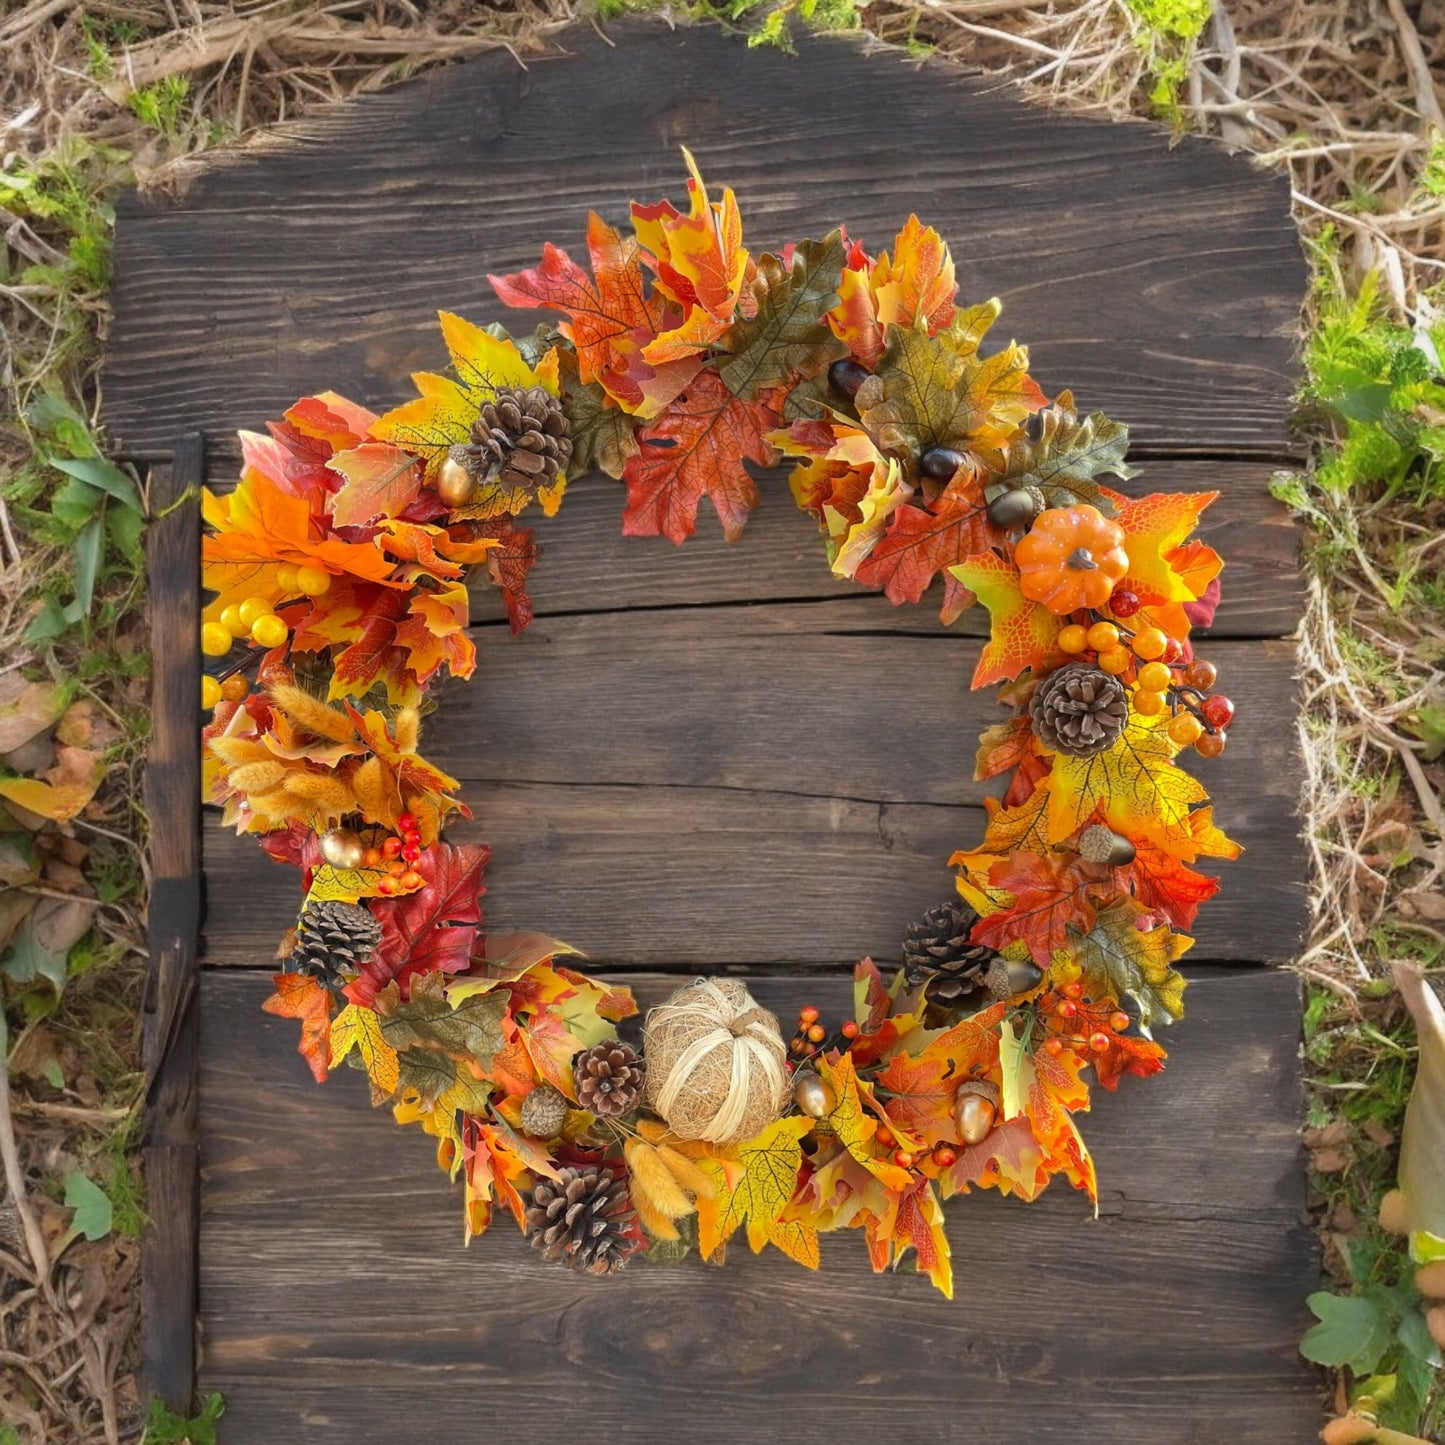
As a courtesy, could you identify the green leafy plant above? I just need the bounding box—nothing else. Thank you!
[1121,0,1213,122]
[142,1393,225,1445]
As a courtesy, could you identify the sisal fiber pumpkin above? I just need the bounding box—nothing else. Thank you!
[642,978,790,1145]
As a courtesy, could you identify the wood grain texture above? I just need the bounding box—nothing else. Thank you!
[141,434,204,1412]
[463,464,1303,638]
[101,23,1304,464]
[197,968,1319,1444]
[201,627,1306,968]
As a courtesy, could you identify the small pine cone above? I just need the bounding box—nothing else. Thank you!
[450,384,572,494]
[572,1041,645,1118]
[1029,663,1129,759]
[524,1166,640,1276]
[902,901,1002,1008]
[520,1083,569,1140]
[290,899,380,987]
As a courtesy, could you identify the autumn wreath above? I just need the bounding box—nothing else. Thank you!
[200,154,1237,1296]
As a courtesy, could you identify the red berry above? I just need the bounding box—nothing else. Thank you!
[382,836,404,858]
[799,1005,820,1025]
[1044,1037,1065,1056]
[1109,589,1141,618]
[401,841,422,863]
[1161,638,1184,664]
[932,1145,958,1167]
[1184,660,1218,690]
[1057,999,1078,1019]
[377,876,398,896]
[1201,695,1235,729]
[387,860,407,877]
[397,812,417,832]
[807,1023,826,1044]
[876,1125,896,1148]
[893,1150,916,1169]
[1089,1031,1111,1053]
[1063,981,1084,999]
[1109,1011,1132,1032]
[399,870,426,890]
[841,1020,859,1038]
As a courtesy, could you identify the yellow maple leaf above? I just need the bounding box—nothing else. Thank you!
[702,1116,818,1269]
[817,1052,916,1189]
[371,311,565,515]
[1043,708,1207,849]
[1110,489,1218,605]
[329,1003,400,1095]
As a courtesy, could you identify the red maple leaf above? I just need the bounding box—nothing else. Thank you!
[972,850,1109,965]
[1114,836,1221,933]
[347,841,490,1006]
[262,972,336,1081]
[852,478,1002,609]
[477,516,539,635]
[621,371,780,543]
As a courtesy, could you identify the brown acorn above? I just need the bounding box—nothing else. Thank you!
[435,453,479,507]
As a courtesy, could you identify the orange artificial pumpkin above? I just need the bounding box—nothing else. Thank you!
[1014,504,1129,614]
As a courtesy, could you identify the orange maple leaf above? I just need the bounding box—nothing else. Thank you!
[971,850,1109,964]
[949,552,1065,686]
[850,475,1002,618]
[490,214,698,419]
[262,972,335,1082]
[620,371,780,543]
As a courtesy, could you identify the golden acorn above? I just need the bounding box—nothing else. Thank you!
[793,1071,836,1119]
[318,827,365,870]
[954,1079,1000,1145]
[435,451,479,508]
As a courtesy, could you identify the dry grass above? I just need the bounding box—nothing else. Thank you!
[1,1,1441,1440]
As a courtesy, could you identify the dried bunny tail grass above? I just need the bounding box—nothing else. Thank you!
[268,683,358,744]
[281,772,353,812]
[393,706,420,754]
[206,735,271,767]
[226,761,287,794]
[643,978,789,1146]
[653,1143,718,1200]
[623,1139,694,1220]
[629,1187,681,1242]
[350,755,396,826]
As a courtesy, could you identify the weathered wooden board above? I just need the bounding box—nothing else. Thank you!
[106,17,1316,1435]
[461,465,1304,637]
[198,968,1319,1444]
[202,629,1306,968]
[102,26,1304,464]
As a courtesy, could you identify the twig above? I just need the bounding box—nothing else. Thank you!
[1383,0,1445,132]
[0,1017,56,1306]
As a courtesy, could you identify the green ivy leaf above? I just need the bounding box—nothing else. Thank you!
[63,1170,113,1241]
[1299,1291,1392,1373]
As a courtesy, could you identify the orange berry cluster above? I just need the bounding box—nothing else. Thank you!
[787,1004,859,1064]
[1055,591,1233,759]
[1038,969,1138,1056]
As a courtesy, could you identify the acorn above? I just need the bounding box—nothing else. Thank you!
[828,358,871,402]
[319,827,365,870]
[954,1080,999,1145]
[436,451,479,508]
[998,957,1045,998]
[918,446,967,482]
[1078,824,1136,867]
[986,486,1044,530]
[793,1071,837,1119]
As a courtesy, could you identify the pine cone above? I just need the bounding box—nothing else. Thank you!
[449,384,572,495]
[902,901,1002,1008]
[520,1083,569,1140]
[290,899,380,987]
[1029,663,1129,759]
[573,1041,645,1118]
[524,1165,640,1275]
